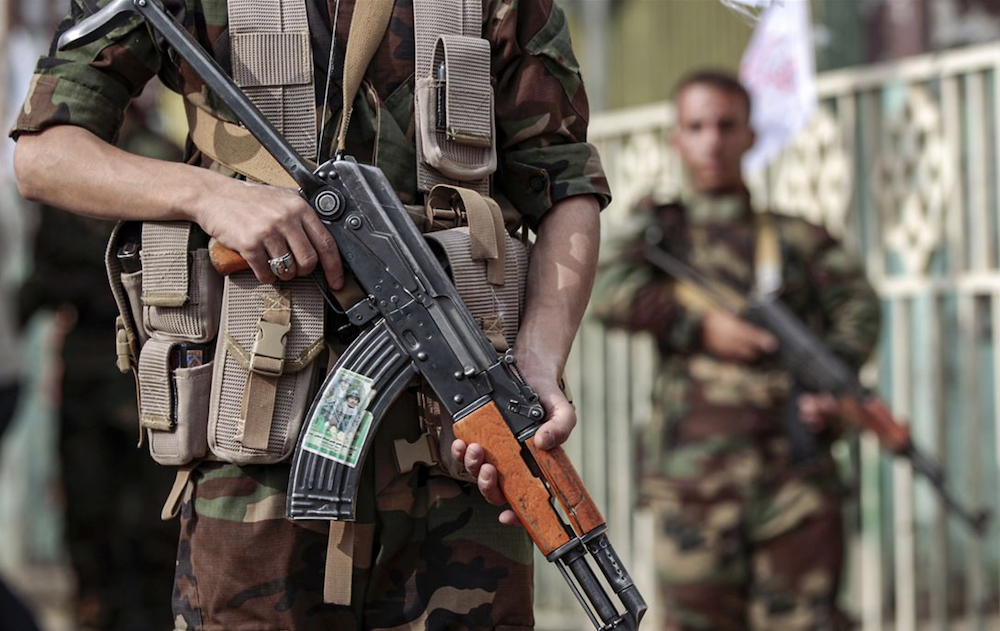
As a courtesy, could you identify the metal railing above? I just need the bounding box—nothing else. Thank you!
[537,42,1000,630]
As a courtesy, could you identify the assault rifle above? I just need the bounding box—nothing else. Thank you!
[644,240,991,536]
[61,2,646,628]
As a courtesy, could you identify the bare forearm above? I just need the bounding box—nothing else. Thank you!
[14,125,344,287]
[14,125,211,223]
[515,195,601,387]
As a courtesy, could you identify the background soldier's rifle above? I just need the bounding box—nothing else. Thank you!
[60,1,646,628]
[644,237,991,536]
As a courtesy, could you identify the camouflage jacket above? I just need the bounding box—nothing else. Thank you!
[12,0,609,229]
[592,193,881,488]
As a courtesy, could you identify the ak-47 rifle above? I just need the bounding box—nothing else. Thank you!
[644,237,991,536]
[61,2,646,628]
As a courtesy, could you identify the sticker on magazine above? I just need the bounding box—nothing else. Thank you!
[302,368,377,467]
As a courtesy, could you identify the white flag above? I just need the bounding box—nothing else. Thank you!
[739,0,816,173]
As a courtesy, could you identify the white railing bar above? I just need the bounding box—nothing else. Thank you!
[873,274,1000,296]
[816,44,1000,97]
[942,74,967,277]
[993,291,1000,617]
[891,298,917,631]
[929,296,949,631]
[966,71,990,273]
[590,101,673,139]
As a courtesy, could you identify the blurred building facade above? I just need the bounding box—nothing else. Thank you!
[561,0,1000,113]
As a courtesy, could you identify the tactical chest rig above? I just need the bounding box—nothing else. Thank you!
[107,0,527,472]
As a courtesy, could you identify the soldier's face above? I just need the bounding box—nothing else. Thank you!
[673,84,755,194]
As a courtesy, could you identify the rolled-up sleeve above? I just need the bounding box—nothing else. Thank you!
[487,0,611,231]
[10,5,161,144]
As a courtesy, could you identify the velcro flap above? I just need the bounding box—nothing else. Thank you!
[232,32,312,87]
[438,35,492,147]
[138,338,175,432]
[141,222,192,307]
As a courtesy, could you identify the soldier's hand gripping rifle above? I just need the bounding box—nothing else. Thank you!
[644,238,991,536]
[61,2,646,628]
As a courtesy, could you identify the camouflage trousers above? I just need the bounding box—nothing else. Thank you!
[171,391,535,630]
[649,464,845,631]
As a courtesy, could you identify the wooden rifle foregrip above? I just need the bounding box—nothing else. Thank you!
[453,402,604,556]
[526,436,606,537]
[208,238,250,275]
[839,396,911,453]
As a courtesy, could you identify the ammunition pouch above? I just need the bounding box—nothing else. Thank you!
[107,221,223,466]
[207,274,326,465]
[414,36,496,189]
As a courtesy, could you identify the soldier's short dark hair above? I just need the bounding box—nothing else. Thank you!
[673,70,752,120]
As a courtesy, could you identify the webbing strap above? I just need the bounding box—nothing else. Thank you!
[754,213,783,297]
[238,291,293,450]
[425,228,529,351]
[413,0,480,79]
[228,0,316,159]
[324,521,355,605]
[137,338,174,432]
[433,36,492,147]
[160,462,197,521]
[141,222,192,307]
[336,0,396,154]
[427,185,506,285]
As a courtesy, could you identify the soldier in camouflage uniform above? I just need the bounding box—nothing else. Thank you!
[10,1,608,630]
[592,71,881,630]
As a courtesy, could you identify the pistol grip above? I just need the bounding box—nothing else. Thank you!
[208,238,250,275]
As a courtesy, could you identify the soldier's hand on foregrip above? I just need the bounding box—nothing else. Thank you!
[453,402,604,554]
[838,396,911,453]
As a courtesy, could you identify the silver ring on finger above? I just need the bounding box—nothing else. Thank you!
[268,251,295,276]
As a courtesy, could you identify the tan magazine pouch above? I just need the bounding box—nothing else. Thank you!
[207,274,326,465]
[106,221,223,466]
[413,36,495,188]
[413,0,495,195]
[138,338,213,465]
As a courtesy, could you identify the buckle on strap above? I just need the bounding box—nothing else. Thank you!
[250,319,292,376]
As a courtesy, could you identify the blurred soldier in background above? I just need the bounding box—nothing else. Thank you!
[592,71,881,630]
[19,96,182,631]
